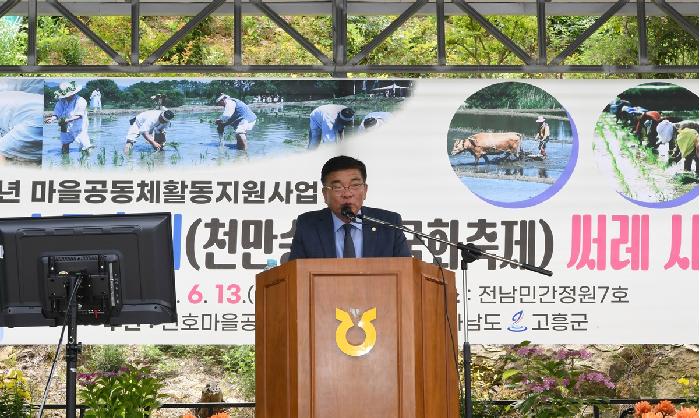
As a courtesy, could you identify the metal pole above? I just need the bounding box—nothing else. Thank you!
[536,0,547,65]
[131,0,140,65]
[65,275,80,418]
[27,0,37,66]
[462,265,473,418]
[637,0,648,65]
[234,0,242,66]
[436,0,446,66]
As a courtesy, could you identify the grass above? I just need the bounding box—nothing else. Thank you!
[95,147,106,166]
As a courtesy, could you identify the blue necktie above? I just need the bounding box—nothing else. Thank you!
[343,223,356,258]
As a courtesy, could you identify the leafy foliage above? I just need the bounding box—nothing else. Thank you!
[0,19,26,65]
[222,345,256,401]
[84,345,128,373]
[0,369,32,418]
[0,14,695,76]
[78,366,166,418]
[36,17,84,66]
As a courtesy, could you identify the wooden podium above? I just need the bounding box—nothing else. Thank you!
[255,257,459,418]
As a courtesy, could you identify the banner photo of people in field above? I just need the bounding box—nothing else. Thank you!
[40,79,411,169]
[0,78,696,346]
[594,82,698,207]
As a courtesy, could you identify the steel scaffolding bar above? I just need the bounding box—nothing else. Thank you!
[47,0,129,65]
[0,0,21,19]
[131,0,139,65]
[0,0,696,74]
[436,0,446,65]
[347,0,428,66]
[637,0,649,65]
[652,0,699,41]
[234,0,242,65]
[453,0,534,64]
[27,0,36,65]
[0,64,695,73]
[549,0,629,65]
[251,0,331,65]
[537,0,547,64]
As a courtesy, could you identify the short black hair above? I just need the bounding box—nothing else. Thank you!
[321,155,366,184]
[362,117,377,128]
[338,108,355,125]
[162,110,175,120]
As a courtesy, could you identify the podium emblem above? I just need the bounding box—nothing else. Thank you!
[335,307,377,357]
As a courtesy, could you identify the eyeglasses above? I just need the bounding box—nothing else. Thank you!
[323,182,365,194]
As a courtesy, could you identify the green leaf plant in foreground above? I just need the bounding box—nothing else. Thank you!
[78,366,166,418]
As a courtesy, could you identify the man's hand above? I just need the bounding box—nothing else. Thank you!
[143,133,162,151]
[44,116,56,123]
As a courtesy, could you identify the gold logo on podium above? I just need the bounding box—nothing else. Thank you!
[335,307,377,357]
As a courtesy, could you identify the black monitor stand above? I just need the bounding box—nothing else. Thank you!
[43,254,122,418]
[65,273,83,418]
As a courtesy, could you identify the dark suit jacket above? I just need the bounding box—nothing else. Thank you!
[288,206,411,260]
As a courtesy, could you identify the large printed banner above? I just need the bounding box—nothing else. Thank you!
[0,78,697,344]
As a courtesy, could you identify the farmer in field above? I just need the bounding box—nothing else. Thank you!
[359,111,392,131]
[45,81,93,154]
[535,115,550,159]
[89,88,102,112]
[151,94,166,110]
[123,109,174,154]
[308,104,355,149]
[657,120,699,176]
[215,94,257,150]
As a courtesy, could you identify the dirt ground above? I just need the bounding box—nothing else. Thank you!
[1,345,254,418]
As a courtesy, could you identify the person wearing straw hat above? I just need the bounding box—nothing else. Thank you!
[535,115,550,159]
[308,104,355,150]
[123,108,175,154]
[45,81,92,154]
[215,93,257,150]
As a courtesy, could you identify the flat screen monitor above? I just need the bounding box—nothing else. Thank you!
[0,213,177,327]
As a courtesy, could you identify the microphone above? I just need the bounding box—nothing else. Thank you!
[340,205,355,220]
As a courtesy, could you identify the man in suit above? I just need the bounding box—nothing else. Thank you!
[289,155,411,260]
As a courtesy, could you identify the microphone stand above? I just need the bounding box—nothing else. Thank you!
[346,210,553,418]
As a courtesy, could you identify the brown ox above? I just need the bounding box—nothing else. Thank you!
[451,132,523,165]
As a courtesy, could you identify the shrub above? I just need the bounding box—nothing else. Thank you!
[0,369,32,418]
[223,346,256,400]
[84,345,127,372]
[78,366,165,418]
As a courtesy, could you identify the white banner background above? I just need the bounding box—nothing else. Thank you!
[0,79,697,344]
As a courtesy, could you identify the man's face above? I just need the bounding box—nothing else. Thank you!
[322,168,367,221]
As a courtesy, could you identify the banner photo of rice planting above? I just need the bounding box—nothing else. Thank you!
[446,81,577,208]
[593,82,698,207]
[42,79,412,170]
